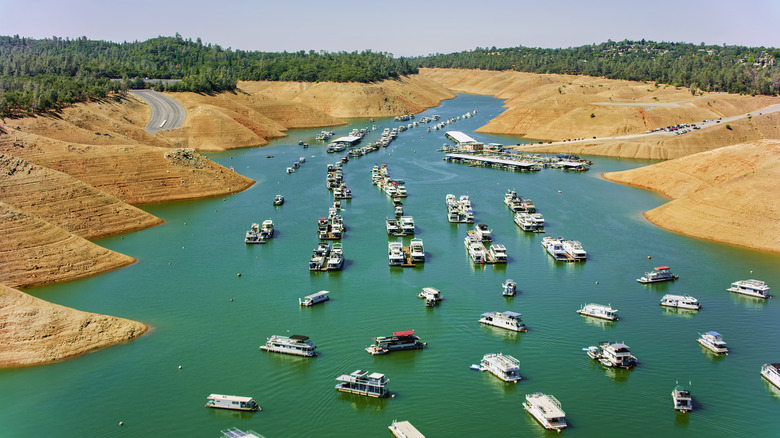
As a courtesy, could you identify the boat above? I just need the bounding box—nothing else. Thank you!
[386,218,401,235]
[467,240,486,264]
[220,428,264,438]
[245,223,265,244]
[388,421,424,438]
[309,242,330,271]
[335,370,389,398]
[286,167,294,174]
[396,185,408,197]
[637,266,678,283]
[514,212,535,232]
[399,216,415,235]
[502,279,517,297]
[299,156,305,163]
[417,287,441,306]
[394,205,404,217]
[259,334,317,357]
[659,294,701,310]
[259,220,274,239]
[474,223,493,241]
[698,331,728,354]
[273,194,284,205]
[409,238,425,263]
[327,243,344,270]
[587,342,637,368]
[672,384,693,412]
[541,236,568,260]
[727,279,771,299]
[523,393,567,431]
[479,311,527,332]
[489,244,508,263]
[761,363,780,389]
[562,240,586,260]
[299,290,329,306]
[205,394,260,412]
[366,330,425,355]
[388,242,404,266]
[479,353,522,382]
[576,303,618,321]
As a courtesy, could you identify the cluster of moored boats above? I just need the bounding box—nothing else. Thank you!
[285,156,307,174]
[244,220,274,244]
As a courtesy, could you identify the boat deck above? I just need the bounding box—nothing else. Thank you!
[468,240,501,264]
[400,246,416,267]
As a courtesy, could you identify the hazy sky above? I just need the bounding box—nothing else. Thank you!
[2,0,779,56]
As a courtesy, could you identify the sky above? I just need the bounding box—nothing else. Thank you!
[2,0,779,56]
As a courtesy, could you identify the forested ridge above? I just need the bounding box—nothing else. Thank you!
[415,40,780,96]
[1,35,778,118]
[0,34,417,117]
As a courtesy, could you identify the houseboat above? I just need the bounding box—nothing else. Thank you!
[576,303,618,321]
[489,244,508,263]
[727,279,770,299]
[273,194,284,205]
[562,240,586,260]
[245,223,264,244]
[388,242,404,266]
[523,393,567,431]
[660,294,701,310]
[366,330,425,355]
[259,220,274,239]
[410,238,425,263]
[637,266,678,283]
[417,287,441,306]
[479,353,522,382]
[474,223,493,241]
[327,243,344,270]
[542,236,568,260]
[672,384,693,412]
[386,218,401,235]
[388,421,424,438]
[761,363,780,389]
[309,242,330,271]
[335,370,389,398]
[479,311,527,332]
[299,290,329,306]
[395,205,404,217]
[698,331,728,354]
[502,279,517,297]
[399,216,415,235]
[259,335,317,357]
[587,342,637,368]
[286,167,294,174]
[205,394,260,412]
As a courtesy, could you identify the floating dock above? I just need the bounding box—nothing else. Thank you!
[400,246,416,267]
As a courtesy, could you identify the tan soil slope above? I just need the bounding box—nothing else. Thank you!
[0,283,147,368]
[0,202,135,288]
[418,68,780,155]
[0,153,162,239]
[603,140,780,253]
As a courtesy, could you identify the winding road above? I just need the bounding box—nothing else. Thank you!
[129,89,186,135]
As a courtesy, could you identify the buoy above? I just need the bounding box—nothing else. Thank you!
[647,256,651,259]
[119,422,124,426]
[391,394,396,398]
[558,190,562,193]
[178,365,182,369]
[237,273,241,277]
[750,270,753,273]
[596,281,599,285]
[230,299,233,302]
[184,222,187,225]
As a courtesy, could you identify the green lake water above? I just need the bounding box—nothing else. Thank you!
[2,94,779,437]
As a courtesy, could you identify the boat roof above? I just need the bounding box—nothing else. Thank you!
[610,342,630,350]
[389,421,424,438]
[502,311,522,318]
[289,335,310,341]
[207,394,254,403]
[706,331,722,337]
[654,266,671,270]
[393,330,415,336]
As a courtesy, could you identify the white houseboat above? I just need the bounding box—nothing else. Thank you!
[727,279,770,299]
[205,394,260,411]
[259,220,274,239]
[523,393,567,431]
[698,331,728,354]
[410,239,425,263]
[542,236,569,260]
[502,279,517,296]
[335,370,389,398]
[761,363,780,389]
[309,242,330,271]
[245,223,265,244]
[474,223,493,241]
[388,242,404,266]
[259,335,317,357]
[417,287,442,306]
[388,421,424,438]
[386,218,401,235]
[299,290,329,306]
[637,266,678,283]
[672,385,693,412]
[327,243,344,270]
[660,294,701,310]
[366,330,425,355]
[399,216,415,235]
[562,240,586,260]
[479,311,527,332]
[273,194,284,205]
[587,342,637,368]
[479,353,522,382]
[489,244,508,263]
[576,303,618,321]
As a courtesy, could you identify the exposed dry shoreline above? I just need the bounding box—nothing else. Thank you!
[1,68,777,367]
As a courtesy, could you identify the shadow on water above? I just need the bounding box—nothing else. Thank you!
[337,392,389,412]
[661,307,700,319]
[579,316,619,330]
[729,293,770,308]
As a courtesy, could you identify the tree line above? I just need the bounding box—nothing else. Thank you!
[414,40,780,96]
[0,34,417,117]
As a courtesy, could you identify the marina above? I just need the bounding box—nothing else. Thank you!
[8,93,780,438]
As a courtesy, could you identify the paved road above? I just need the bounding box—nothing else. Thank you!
[129,89,186,135]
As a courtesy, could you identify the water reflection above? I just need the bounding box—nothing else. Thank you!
[729,293,769,308]
[338,392,388,412]
[661,307,699,319]
[580,316,618,330]
[762,379,780,399]
[480,325,523,343]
